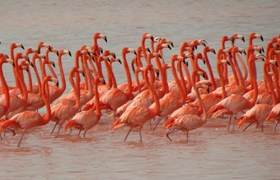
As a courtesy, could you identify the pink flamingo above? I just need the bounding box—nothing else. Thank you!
[64,77,102,137]
[238,59,278,131]
[163,82,210,142]
[50,67,80,135]
[0,76,57,147]
[111,64,160,141]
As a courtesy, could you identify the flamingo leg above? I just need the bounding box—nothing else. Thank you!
[166,129,179,142]
[153,118,162,131]
[83,130,87,138]
[186,131,189,142]
[232,116,236,131]
[274,121,279,132]
[139,129,142,142]
[0,134,2,140]
[243,122,254,132]
[17,131,26,147]
[227,115,232,131]
[50,122,58,135]
[260,124,264,132]
[78,130,81,137]
[57,123,63,135]
[124,128,132,142]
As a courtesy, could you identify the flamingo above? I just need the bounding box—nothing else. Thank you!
[64,77,102,138]
[98,48,136,114]
[50,67,80,135]
[0,56,14,117]
[207,53,264,130]
[238,59,278,131]
[0,76,57,147]
[152,54,187,130]
[163,82,210,142]
[4,53,29,119]
[111,64,160,141]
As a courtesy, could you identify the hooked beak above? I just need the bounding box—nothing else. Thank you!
[68,51,72,57]
[167,44,172,50]
[104,36,108,43]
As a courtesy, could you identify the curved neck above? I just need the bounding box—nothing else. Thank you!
[82,56,94,98]
[122,51,133,98]
[203,50,217,89]
[0,60,10,114]
[182,61,192,94]
[57,53,66,95]
[217,62,227,99]
[10,46,21,88]
[144,68,159,116]
[154,56,168,94]
[141,38,148,61]
[177,61,187,94]
[69,68,80,110]
[94,78,101,116]
[42,78,51,124]
[195,85,207,121]
[232,51,245,87]
[228,53,240,85]
[264,63,277,105]
[32,55,42,95]
[171,57,186,104]
[248,57,259,106]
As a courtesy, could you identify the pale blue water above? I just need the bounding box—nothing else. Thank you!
[0,0,279,179]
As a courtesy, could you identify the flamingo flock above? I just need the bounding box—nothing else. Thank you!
[0,32,280,147]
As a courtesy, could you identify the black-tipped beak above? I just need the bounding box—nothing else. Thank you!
[194,46,197,50]
[207,87,210,93]
[27,57,30,62]
[242,37,245,42]
[167,45,172,50]
[30,62,34,68]
[227,61,231,66]
[159,54,162,59]
[56,51,59,56]
[56,81,59,87]
[228,51,232,56]
[156,70,160,78]
[113,54,116,59]
[202,40,208,46]
[260,35,264,41]
[147,48,151,53]
[203,74,207,79]
[203,60,206,65]
[52,63,56,68]
[118,60,122,64]
[150,36,154,41]
[133,51,137,55]
[104,36,107,43]
[184,61,189,67]
[100,48,103,54]
[68,51,72,57]
[243,51,246,55]
[261,47,265,53]
[101,79,106,85]
[21,44,25,50]
[276,61,279,67]
[170,42,174,47]
[213,50,216,54]
[82,72,85,77]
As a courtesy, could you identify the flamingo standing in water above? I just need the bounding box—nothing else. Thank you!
[238,59,278,131]
[111,64,160,141]
[64,77,102,138]
[0,76,57,147]
[50,67,81,135]
[207,53,264,130]
[98,48,136,114]
[0,56,14,117]
[163,82,211,142]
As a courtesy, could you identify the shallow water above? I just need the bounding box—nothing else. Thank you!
[0,0,280,179]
